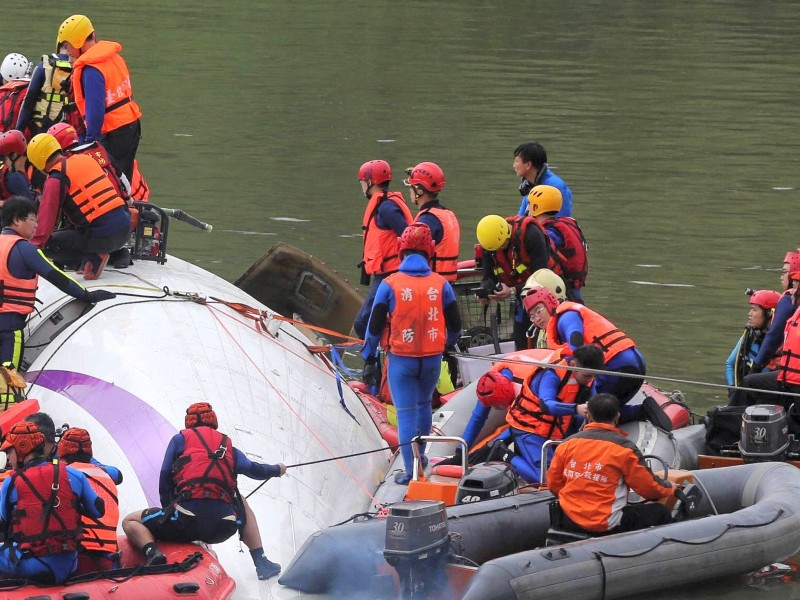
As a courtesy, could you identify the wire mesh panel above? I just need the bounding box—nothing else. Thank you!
[452,275,516,347]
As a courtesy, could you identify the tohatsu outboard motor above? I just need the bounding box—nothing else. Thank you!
[738,405,791,462]
[456,462,518,504]
[384,500,450,599]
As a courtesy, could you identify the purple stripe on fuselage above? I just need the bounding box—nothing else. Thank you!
[27,370,176,507]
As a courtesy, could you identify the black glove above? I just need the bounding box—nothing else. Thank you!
[674,486,688,505]
[363,358,380,389]
[85,290,116,303]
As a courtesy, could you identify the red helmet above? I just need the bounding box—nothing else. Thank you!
[398,222,435,259]
[747,289,780,311]
[57,427,93,459]
[0,421,45,459]
[784,250,800,274]
[522,286,559,316]
[48,122,79,150]
[0,130,27,157]
[357,160,392,185]
[405,162,445,193]
[185,402,218,429]
[476,370,516,408]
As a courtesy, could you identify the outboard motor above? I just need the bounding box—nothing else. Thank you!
[455,462,518,504]
[739,405,791,462]
[384,500,449,599]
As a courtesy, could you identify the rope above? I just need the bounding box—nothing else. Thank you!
[447,350,800,402]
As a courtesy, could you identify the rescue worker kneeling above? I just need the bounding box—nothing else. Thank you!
[548,394,679,535]
[122,402,287,580]
[0,421,104,584]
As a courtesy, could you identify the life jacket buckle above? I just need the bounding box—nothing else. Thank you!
[214,447,226,459]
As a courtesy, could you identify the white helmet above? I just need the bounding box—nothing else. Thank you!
[1,53,30,82]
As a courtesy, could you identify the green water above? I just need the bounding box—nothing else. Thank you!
[6,4,800,596]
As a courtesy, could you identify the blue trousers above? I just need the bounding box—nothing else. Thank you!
[387,353,442,475]
[354,275,388,339]
[509,428,552,485]
[597,348,647,423]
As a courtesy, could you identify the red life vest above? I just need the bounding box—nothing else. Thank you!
[382,271,448,357]
[10,460,82,557]
[547,302,636,363]
[172,427,237,503]
[361,190,412,276]
[778,307,800,386]
[0,165,9,200]
[66,141,129,203]
[543,216,588,288]
[72,41,142,134]
[48,154,126,228]
[0,234,38,315]
[415,205,460,282]
[0,80,28,134]
[492,216,559,288]
[67,461,119,553]
[506,355,584,439]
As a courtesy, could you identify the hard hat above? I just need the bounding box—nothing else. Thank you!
[784,250,800,275]
[527,185,563,217]
[185,402,218,429]
[1,421,45,458]
[57,427,93,459]
[398,222,435,259]
[522,286,559,316]
[476,215,511,252]
[358,160,392,185]
[0,130,27,158]
[404,162,445,193]
[1,53,30,82]
[48,123,79,150]
[57,14,94,49]
[26,133,62,171]
[522,269,567,301]
[476,370,516,409]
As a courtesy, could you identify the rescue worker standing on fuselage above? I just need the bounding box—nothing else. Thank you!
[26,133,131,279]
[0,197,115,371]
[362,223,462,484]
[57,15,142,182]
[122,402,287,580]
[405,162,461,282]
[0,421,105,584]
[353,159,412,339]
[15,45,77,137]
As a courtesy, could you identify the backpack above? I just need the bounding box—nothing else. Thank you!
[0,80,29,133]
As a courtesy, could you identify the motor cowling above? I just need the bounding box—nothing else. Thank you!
[739,405,790,462]
[456,462,518,504]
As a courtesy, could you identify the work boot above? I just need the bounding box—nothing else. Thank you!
[394,471,412,485]
[254,555,281,580]
[144,545,167,566]
[110,247,131,269]
[82,253,110,280]
[642,396,673,432]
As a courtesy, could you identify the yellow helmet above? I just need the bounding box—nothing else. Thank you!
[527,185,563,217]
[27,134,62,171]
[57,15,94,49]
[521,268,567,301]
[476,215,511,252]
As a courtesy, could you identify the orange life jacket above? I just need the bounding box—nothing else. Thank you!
[547,302,636,363]
[130,160,149,201]
[172,427,237,504]
[49,154,126,228]
[543,216,588,288]
[492,216,559,288]
[778,307,800,386]
[67,461,119,553]
[72,41,142,134]
[415,205,460,281]
[506,355,584,439]
[10,460,82,557]
[361,190,412,276]
[0,234,38,315]
[381,271,448,357]
[66,141,129,202]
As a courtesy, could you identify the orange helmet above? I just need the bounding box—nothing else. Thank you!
[522,286,559,316]
[404,162,445,193]
[185,402,218,429]
[357,160,392,185]
[476,370,516,408]
[398,222,435,259]
[48,122,79,150]
[1,421,45,459]
[57,427,93,459]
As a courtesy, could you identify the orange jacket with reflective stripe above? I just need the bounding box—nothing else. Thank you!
[382,271,448,357]
[0,234,38,315]
[362,190,412,276]
[49,155,126,227]
[415,206,460,281]
[778,306,800,386]
[548,422,674,532]
[68,461,119,553]
[73,41,142,133]
[546,302,636,363]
